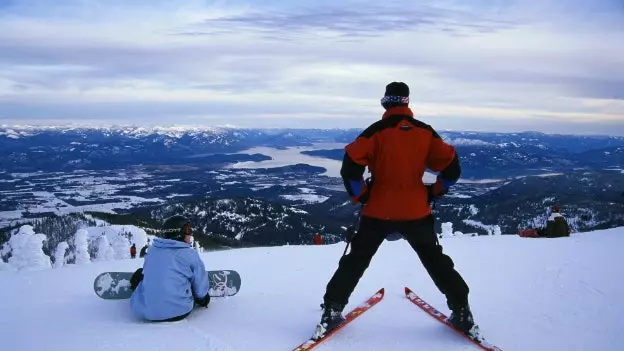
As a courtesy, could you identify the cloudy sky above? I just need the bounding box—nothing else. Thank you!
[0,0,623,135]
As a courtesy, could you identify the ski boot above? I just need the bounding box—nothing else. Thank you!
[312,301,345,341]
[448,302,481,338]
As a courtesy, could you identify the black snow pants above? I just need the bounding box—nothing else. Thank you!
[323,214,470,309]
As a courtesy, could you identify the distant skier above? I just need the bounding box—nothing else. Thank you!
[313,233,324,245]
[129,215,210,322]
[313,82,477,339]
[130,244,137,259]
[538,206,570,238]
[139,244,148,258]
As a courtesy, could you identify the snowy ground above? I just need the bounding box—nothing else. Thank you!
[2,228,623,351]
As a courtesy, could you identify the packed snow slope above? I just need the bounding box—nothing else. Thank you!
[2,228,623,351]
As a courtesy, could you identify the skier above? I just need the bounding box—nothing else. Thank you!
[130,243,137,259]
[139,244,148,258]
[129,215,210,322]
[314,82,477,339]
[313,233,324,245]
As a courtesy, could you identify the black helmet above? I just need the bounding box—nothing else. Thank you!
[161,215,192,241]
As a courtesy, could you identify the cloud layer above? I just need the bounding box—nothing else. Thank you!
[0,0,623,134]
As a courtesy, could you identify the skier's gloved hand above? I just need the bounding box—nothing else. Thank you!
[350,177,373,205]
[351,183,369,205]
[426,178,450,204]
[194,294,210,308]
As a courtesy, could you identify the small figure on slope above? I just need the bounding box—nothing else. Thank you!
[130,243,137,259]
[313,82,478,340]
[313,232,324,245]
[129,215,210,322]
[538,206,571,238]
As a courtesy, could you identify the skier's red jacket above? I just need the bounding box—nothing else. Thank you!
[130,246,137,256]
[341,106,461,221]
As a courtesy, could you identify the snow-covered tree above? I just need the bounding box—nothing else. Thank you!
[130,228,149,250]
[441,222,454,238]
[194,240,204,253]
[53,242,69,268]
[94,235,114,261]
[111,233,130,260]
[8,225,51,271]
[0,240,10,262]
[73,229,91,265]
[469,204,479,215]
[492,225,502,236]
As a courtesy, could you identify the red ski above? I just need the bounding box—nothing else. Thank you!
[292,288,385,351]
[404,287,504,351]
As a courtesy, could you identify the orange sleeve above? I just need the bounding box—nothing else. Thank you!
[426,136,456,172]
[344,136,373,166]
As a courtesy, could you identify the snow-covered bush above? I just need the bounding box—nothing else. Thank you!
[7,225,51,271]
[0,240,10,262]
[441,222,454,238]
[130,228,149,249]
[194,240,204,253]
[492,225,502,236]
[94,235,114,261]
[469,204,479,215]
[73,229,91,265]
[53,241,69,268]
[111,234,130,260]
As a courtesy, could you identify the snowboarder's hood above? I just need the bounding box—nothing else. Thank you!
[152,237,190,249]
[548,212,563,221]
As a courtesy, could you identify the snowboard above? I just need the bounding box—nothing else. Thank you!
[94,270,241,300]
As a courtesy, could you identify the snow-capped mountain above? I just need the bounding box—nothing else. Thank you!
[0,126,354,172]
[1,126,623,251]
[1,125,623,175]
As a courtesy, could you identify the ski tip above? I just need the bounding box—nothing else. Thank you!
[404,286,412,295]
[377,287,385,296]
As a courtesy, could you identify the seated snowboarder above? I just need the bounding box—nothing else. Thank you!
[542,206,570,238]
[129,215,210,322]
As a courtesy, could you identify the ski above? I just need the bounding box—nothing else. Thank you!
[404,287,504,351]
[292,288,385,351]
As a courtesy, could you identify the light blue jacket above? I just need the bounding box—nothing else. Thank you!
[130,238,209,321]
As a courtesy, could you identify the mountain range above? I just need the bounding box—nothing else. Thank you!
[1,125,622,250]
[2,126,623,177]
